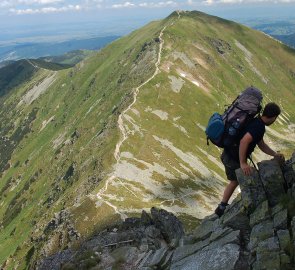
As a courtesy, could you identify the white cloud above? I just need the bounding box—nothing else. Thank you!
[4,0,295,15]
[139,1,178,8]
[111,1,178,8]
[112,1,135,8]
[17,0,63,4]
[10,4,81,14]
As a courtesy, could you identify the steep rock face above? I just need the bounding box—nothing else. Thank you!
[36,152,295,269]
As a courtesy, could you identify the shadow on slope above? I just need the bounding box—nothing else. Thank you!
[0,59,71,98]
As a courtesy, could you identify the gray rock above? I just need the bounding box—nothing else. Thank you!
[204,230,240,250]
[151,207,184,244]
[141,210,153,226]
[249,200,270,227]
[255,250,280,270]
[145,225,161,239]
[271,203,284,216]
[292,184,295,201]
[172,238,210,263]
[291,217,295,252]
[141,226,162,250]
[202,213,219,223]
[170,243,240,270]
[280,251,291,267]
[221,198,249,230]
[192,219,214,242]
[161,250,174,269]
[37,250,74,270]
[249,220,274,250]
[283,154,295,188]
[277,230,291,253]
[291,216,295,238]
[138,250,153,269]
[256,236,280,253]
[121,217,142,229]
[258,160,285,207]
[284,171,295,189]
[209,226,233,243]
[212,215,222,229]
[273,209,288,230]
[180,235,195,246]
[147,247,169,267]
[169,238,180,249]
[111,246,138,264]
[235,168,266,213]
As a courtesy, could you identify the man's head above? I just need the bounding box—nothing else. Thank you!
[261,102,281,126]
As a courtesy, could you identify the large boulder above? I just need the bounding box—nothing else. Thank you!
[235,168,266,213]
[258,160,286,206]
[221,196,250,230]
[150,207,184,244]
[170,243,241,270]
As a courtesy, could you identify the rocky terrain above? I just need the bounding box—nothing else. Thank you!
[35,151,295,270]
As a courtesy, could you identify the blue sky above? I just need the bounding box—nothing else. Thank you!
[1,0,295,44]
[1,0,295,17]
[0,0,294,15]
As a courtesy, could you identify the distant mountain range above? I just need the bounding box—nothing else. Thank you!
[0,10,295,269]
[273,33,295,49]
[0,58,74,98]
[0,36,119,63]
[247,19,295,48]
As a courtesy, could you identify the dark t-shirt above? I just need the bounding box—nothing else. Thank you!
[225,117,265,161]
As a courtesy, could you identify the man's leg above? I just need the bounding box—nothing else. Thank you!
[215,181,239,217]
[215,151,240,217]
[221,180,239,204]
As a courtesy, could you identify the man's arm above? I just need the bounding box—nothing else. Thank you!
[239,132,253,176]
[258,139,285,161]
[257,139,277,156]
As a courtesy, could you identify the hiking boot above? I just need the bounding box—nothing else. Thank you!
[214,202,229,217]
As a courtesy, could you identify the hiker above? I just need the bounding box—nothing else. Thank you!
[214,102,285,217]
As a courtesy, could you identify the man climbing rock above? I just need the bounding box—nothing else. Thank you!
[215,102,285,217]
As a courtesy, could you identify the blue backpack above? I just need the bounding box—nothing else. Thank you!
[205,86,263,148]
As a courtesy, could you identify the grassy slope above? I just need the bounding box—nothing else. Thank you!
[0,10,295,269]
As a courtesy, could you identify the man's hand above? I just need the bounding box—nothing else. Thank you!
[240,162,253,176]
[274,152,285,164]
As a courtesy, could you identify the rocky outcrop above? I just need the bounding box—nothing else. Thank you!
[36,152,295,270]
[170,153,295,270]
[36,208,184,270]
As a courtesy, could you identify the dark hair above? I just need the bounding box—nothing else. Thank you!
[262,102,281,118]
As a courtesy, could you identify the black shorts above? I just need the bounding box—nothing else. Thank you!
[221,150,240,181]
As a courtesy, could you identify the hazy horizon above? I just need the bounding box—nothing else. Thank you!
[1,1,295,46]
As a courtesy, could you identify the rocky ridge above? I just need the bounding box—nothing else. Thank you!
[36,151,295,270]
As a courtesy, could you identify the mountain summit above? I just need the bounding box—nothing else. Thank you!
[0,10,295,268]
